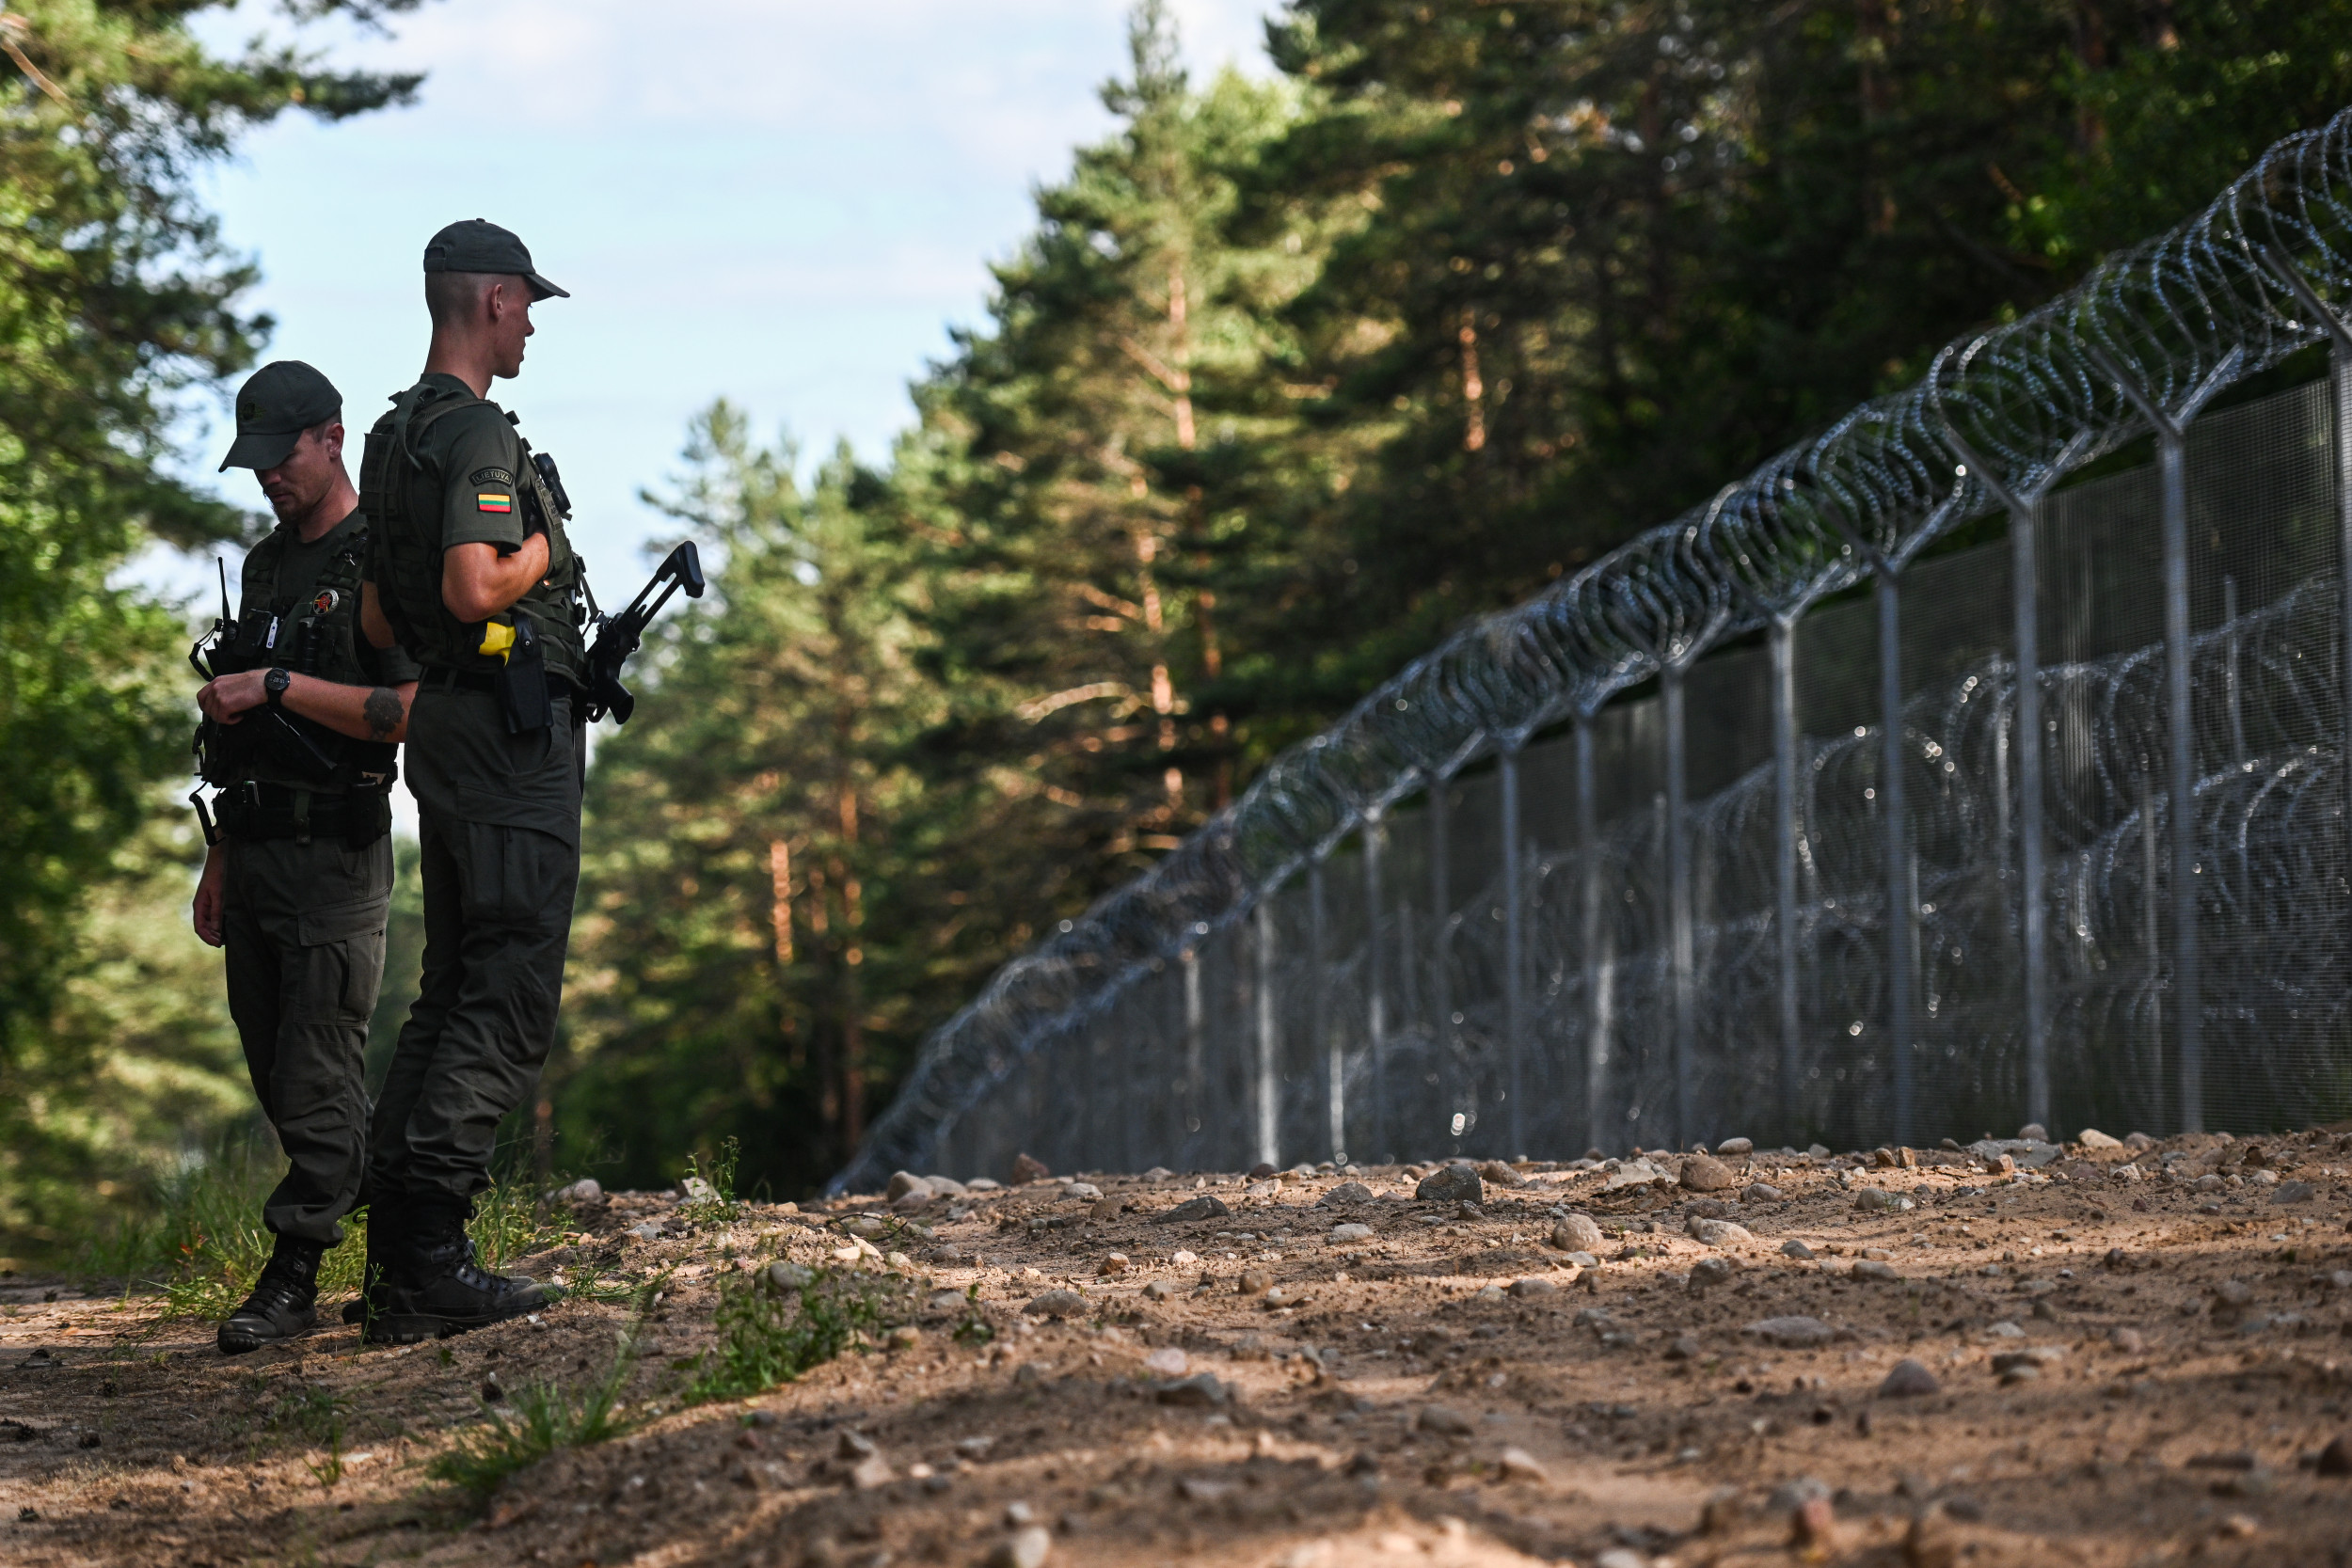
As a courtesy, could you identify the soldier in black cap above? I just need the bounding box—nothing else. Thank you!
[192,359,421,1354]
[350,220,583,1341]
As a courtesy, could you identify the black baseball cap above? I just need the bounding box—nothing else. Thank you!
[218,360,342,472]
[421,219,569,301]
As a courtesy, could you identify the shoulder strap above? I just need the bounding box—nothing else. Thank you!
[389,382,493,469]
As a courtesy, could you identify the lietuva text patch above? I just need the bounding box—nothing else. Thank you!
[469,467,515,487]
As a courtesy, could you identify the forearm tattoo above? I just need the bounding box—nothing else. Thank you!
[363,687,404,740]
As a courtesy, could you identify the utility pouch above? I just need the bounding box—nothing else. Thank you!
[342,790,393,850]
[494,614,552,736]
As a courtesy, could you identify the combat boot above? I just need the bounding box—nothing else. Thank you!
[341,1201,403,1330]
[217,1235,325,1354]
[365,1194,562,1344]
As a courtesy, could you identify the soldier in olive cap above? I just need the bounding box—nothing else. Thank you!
[192,359,421,1354]
[351,220,584,1341]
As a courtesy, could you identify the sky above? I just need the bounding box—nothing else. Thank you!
[137,0,1278,604]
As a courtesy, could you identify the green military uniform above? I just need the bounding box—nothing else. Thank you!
[202,364,418,1252]
[356,221,583,1340]
[361,370,586,1209]
[217,510,419,1244]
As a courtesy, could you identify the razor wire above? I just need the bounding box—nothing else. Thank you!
[829,105,2352,1195]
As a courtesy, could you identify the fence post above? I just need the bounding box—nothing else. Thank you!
[1363,812,1389,1163]
[1874,567,1917,1148]
[2090,342,2243,1135]
[1501,742,1528,1156]
[1312,855,1341,1164]
[2258,253,2352,1007]
[1576,715,1607,1155]
[1254,901,1280,1167]
[1183,945,1203,1157]
[1769,615,1804,1145]
[2010,491,2051,1134]
[1430,773,1454,1151]
[1662,667,1694,1150]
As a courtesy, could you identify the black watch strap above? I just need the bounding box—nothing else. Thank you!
[264,667,292,709]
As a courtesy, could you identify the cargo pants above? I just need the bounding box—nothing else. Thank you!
[223,833,392,1245]
[366,684,584,1207]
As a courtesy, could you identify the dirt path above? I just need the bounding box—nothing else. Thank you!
[4,1127,2350,1568]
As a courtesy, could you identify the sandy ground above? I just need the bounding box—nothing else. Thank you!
[4,1126,2351,1568]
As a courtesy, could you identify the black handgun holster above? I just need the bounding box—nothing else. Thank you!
[496,616,553,736]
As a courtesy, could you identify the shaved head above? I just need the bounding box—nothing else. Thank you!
[425,270,502,329]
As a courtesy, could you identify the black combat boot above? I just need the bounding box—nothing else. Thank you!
[217,1235,326,1354]
[365,1193,561,1344]
[341,1200,402,1329]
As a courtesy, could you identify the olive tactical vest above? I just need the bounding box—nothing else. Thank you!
[358,380,586,682]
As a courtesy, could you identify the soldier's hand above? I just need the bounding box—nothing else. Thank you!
[192,846,228,948]
[198,669,269,724]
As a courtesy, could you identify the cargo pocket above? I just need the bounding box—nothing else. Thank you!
[296,898,389,1021]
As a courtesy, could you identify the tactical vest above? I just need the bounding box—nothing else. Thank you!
[194,522,399,795]
[358,381,586,682]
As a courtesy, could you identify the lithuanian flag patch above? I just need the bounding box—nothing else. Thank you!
[476,492,513,513]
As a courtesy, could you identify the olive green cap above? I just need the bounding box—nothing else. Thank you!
[218,359,342,472]
[421,218,569,301]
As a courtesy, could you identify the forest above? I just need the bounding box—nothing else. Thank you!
[6,0,2350,1259]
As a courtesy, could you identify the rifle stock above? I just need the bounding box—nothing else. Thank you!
[581,541,705,723]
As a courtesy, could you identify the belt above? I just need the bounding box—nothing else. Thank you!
[211,782,392,847]
[420,665,576,700]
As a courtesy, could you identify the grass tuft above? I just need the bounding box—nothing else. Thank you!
[427,1324,644,1504]
[676,1135,743,1227]
[685,1263,915,1404]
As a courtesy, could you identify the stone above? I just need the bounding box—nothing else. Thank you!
[1089,1196,1121,1222]
[2123,1132,2156,1150]
[1604,1159,1671,1189]
[1455,1200,1484,1220]
[1153,1195,1230,1226]
[1009,1153,1051,1185]
[1318,1181,1375,1207]
[1142,1166,1173,1181]
[1852,1259,1899,1283]
[1248,1162,1279,1180]
[849,1453,895,1491]
[1475,1160,1525,1187]
[1144,1347,1188,1376]
[1329,1223,1374,1243]
[2077,1128,2122,1149]
[1716,1136,1755,1157]
[1743,1315,1836,1348]
[1024,1290,1087,1318]
[1595,1554,1647,1568]
[1141,1280,1174,1303]
[1878,1358,1940,1398]
[1991,1346,2066,1374]
[1853,1188,1915,1212]
[1781,1239,1816,1260]
[626,1220,664,1241]
[1066,1181,1103,1201]
[925,1175,969,1196]
[1099,1253,1129,1276]
[1550,1213,1606,1253]
[2108,1326,2145,1354]
[1905,1508,1963,1568]
[1416,1164,1483,1204]
[1680,1154,1737,1192]
[1508,1276,1558,1299]
[1689,1256,1737,1291]
[2273,1180,2316,1204]
[886,1171,932,1203]
[1416,1404,1475,1436]
[1153,1372,1230,1406]
[986,1526,1054,1568]
[763,1261,816,1294]
[1237,1267,1275,1296]
[1496,1446,1549,1482]
[554,1177,604,1206]
[2018,1123,2048,1142]
[1688,1217,1756,1247]
[2316,1434,2351,1477]
[1743,1182,1784,1204]
[1664,1335,1700,1361]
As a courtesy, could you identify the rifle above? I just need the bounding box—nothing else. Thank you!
[580,541,705,723]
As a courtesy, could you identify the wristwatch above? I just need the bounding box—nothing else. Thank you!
[263,667,293,710]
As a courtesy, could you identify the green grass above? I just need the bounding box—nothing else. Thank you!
[684,1263,915,1404]
[91,1138,581,1320]
[427,1293,651,1504]
[677,1135,743,1227]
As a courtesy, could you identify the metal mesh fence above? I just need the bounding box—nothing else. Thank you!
[832,109,2352,1194]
